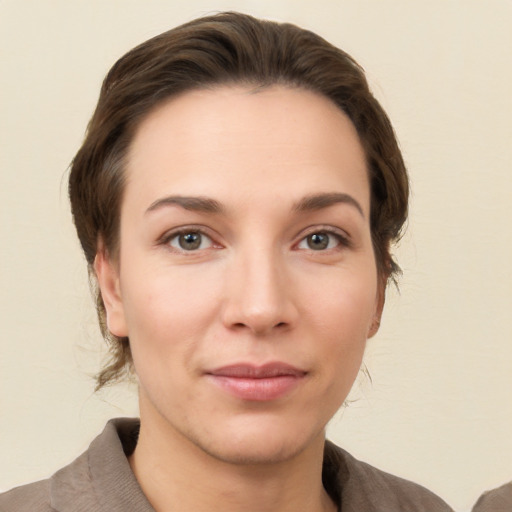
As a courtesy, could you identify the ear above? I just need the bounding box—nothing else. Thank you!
[94,247,128,338]
[367,277,386,339]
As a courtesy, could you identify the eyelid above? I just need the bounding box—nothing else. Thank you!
[293,225,352,249]
[157,224,351,251]
[158,225,222,251]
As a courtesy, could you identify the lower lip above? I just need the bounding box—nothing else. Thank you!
[207,375,303,401]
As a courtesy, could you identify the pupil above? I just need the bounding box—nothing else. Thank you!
[179,232,201,250]
[308,233,328,250]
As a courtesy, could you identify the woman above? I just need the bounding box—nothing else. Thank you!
[1,12,453,512]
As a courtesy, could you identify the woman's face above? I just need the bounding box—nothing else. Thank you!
[97,86,383,464]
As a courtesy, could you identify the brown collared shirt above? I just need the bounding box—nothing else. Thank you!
[1,418,454,511]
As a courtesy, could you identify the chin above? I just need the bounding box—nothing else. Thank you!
[199,438,306,466]
[188,415,326,466]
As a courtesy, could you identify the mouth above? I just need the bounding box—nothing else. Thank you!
[205,362,307,401]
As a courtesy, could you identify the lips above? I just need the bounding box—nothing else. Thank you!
[205,363,307,401]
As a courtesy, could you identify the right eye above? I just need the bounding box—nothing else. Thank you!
[167,231,214,251]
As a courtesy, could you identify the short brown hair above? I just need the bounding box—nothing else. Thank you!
[69,11,409,389]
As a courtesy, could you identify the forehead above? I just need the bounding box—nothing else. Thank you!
[124,85,369,215]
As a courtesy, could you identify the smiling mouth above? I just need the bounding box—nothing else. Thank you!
[205,362,307,401]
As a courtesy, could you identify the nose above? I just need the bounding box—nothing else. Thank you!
[220,246,298,336]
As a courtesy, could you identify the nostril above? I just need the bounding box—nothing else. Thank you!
[229,321,288,333]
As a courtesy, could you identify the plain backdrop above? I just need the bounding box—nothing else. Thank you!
[1,1,511,511]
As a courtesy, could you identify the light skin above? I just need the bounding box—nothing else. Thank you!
[95,85,384,512]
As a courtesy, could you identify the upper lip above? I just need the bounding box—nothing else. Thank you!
[206,362,307,378]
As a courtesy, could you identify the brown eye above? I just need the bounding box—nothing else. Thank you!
[169,231,212,251]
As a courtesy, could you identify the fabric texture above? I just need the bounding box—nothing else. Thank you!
[1,418,453,511]
[471,481,512,512]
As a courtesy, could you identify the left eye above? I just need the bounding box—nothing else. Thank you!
[297,232,341,251]
[168,231,213,251]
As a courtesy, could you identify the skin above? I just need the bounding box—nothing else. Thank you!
[95,85,384,512]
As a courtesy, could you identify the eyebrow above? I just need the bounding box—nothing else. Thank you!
[293,192,365,218]
[145,195,224,215]
[145,192,364,218]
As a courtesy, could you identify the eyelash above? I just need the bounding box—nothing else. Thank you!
[158,226,351,253]
[159,226,219,253]
[295,226,351,252]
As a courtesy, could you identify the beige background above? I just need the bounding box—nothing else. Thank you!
[1,1,511,510]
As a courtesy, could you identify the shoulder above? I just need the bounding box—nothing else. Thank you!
[0,449,92,512]
[0,418,150,512]
[0,479,53,512]
[472,481,512,512]
[323,440,454,512]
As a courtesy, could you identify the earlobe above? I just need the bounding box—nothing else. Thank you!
[94,248,128,337]
[367,315,381,338]
[368,280,386,339]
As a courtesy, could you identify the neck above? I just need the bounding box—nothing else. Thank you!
[129,407,336,512]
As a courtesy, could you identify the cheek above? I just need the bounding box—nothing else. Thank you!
[118,264,223,361]
[306,265,378,335]
[120,281,198,404]
[305,266,378,378]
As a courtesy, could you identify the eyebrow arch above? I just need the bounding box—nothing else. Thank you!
[146,195,224,215]
[293,192,365,218]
